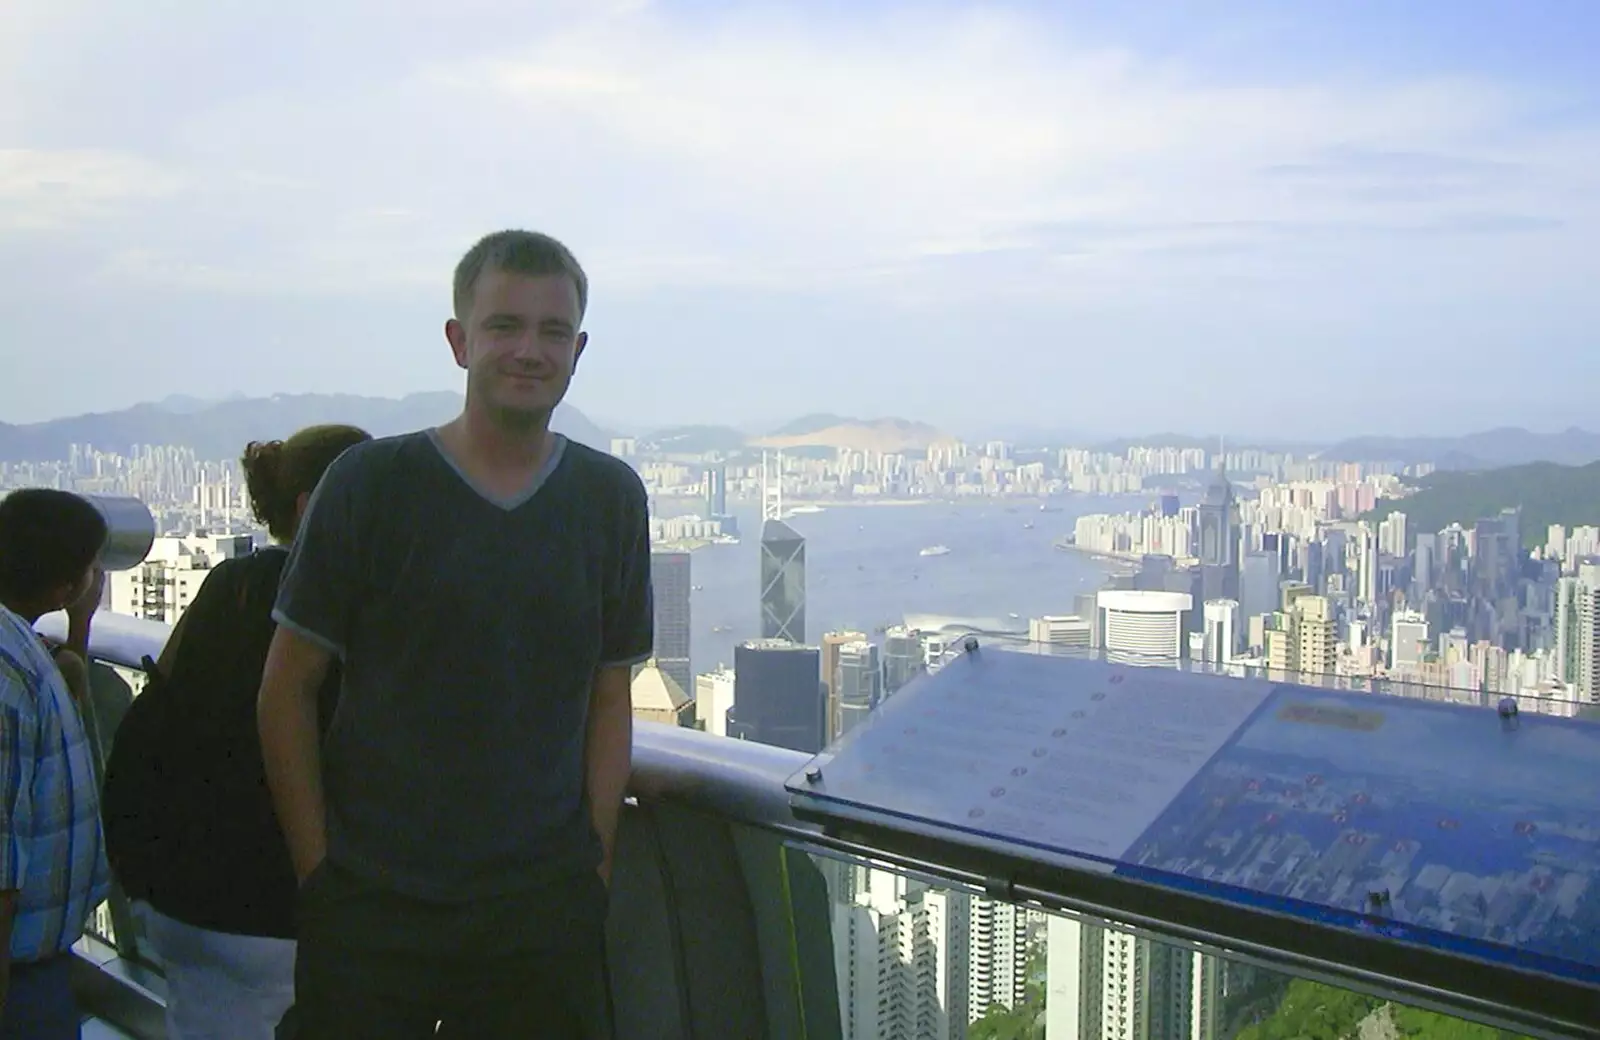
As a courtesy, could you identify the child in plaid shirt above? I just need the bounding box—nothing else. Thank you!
[0,490,111,1040]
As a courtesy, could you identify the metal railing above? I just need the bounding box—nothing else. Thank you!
[37,610,1600,1040]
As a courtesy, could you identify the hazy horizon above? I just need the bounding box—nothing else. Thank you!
[7,387,1600,448]
[4,1,1596,437]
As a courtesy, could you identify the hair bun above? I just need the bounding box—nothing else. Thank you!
[240,426,370,542]
[240,440,287,533]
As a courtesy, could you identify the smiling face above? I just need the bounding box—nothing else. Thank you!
[446,266,588,429]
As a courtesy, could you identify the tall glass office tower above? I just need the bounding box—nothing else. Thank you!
[760,517,806,644]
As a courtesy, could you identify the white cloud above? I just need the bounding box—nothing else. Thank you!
[1,1,1596,432]
[449,7,1568,279]
[4,2,1580,300]
[0,149,186,231]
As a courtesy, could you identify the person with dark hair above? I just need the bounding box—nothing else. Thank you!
[0,489,111,1039]
[239,426,372,547]
[105,425,368,1040]
[0,489,108,703]
[259,230,651,1039]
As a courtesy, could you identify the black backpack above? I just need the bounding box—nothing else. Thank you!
[99,649,173,902]
[102,548,331,913]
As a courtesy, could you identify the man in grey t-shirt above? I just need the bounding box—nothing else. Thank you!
[258,230,652,1039]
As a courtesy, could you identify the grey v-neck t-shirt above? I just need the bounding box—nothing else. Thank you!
[272,430,655,901]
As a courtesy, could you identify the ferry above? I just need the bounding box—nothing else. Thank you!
[919,545,952,557]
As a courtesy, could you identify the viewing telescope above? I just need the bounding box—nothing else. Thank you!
[77,494,156,572]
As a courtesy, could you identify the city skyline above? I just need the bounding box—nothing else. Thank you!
[9,388,1600,455]
[19,392,1595,1036]
[4,2,1598,436]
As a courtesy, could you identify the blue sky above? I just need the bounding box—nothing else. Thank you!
[2,1,1595,439]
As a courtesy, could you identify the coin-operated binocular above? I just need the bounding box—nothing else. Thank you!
[76,494,157,571]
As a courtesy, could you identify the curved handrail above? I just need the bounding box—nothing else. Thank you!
[39,611,1600,1038]
[35,610,817,836]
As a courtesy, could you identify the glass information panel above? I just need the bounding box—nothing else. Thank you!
[786,647,1600,984]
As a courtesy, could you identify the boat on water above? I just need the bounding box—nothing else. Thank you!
[788,505,824,515]
[919,545,952,557]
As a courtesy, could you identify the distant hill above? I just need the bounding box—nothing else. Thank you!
[752,417,955,454]
[1367,461,1600,548]
[1321,428,1600,469]
[0,393,609,460]
[150,393,223,415]
[767,413,856,438]
[641,424,747,455]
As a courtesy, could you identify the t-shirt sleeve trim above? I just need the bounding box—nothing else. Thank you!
[598,651,653,671]
[270,608,346,660]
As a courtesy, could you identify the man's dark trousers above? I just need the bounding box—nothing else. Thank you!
[293,861,613,1039]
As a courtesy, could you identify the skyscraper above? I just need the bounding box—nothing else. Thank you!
[1292,595,1337,678]
[1378,511,1409,558]
[1027,616,1093,652]
[882,626,925,696]
[967,899,1035,1024]
[834,868,969,1040]
[1197,463,1240,603]
[1357,523,1379,606]
[1391,610,1429,671]
[694,666,736,736]
[760,518,807,643]
[834,640,882,739]
[1557,560,1600,702]
[1413,532,1438,604]
[1046,917,1210,1040]
[703,462,736,538]
[822,630,867,743]
[1097,590,1192,663]
[1202,599,1240,665]
[704,462,727,518]
[650,550,692,696]
[727,639,825,753]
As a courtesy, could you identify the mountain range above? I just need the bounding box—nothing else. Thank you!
[0,393,609,461]
[1317,427,1600,469]
[0,395,956,461]
[6,395,1600,470]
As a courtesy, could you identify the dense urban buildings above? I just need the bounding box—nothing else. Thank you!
[7,430,1592,1039]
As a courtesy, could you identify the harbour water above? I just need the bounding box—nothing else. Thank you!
[681,495,1149,676]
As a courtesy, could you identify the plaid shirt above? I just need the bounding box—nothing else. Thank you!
[0,606,110,962]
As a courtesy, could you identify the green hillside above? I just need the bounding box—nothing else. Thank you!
[1237,979,1533,1040]
[1367,461,1600,549]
